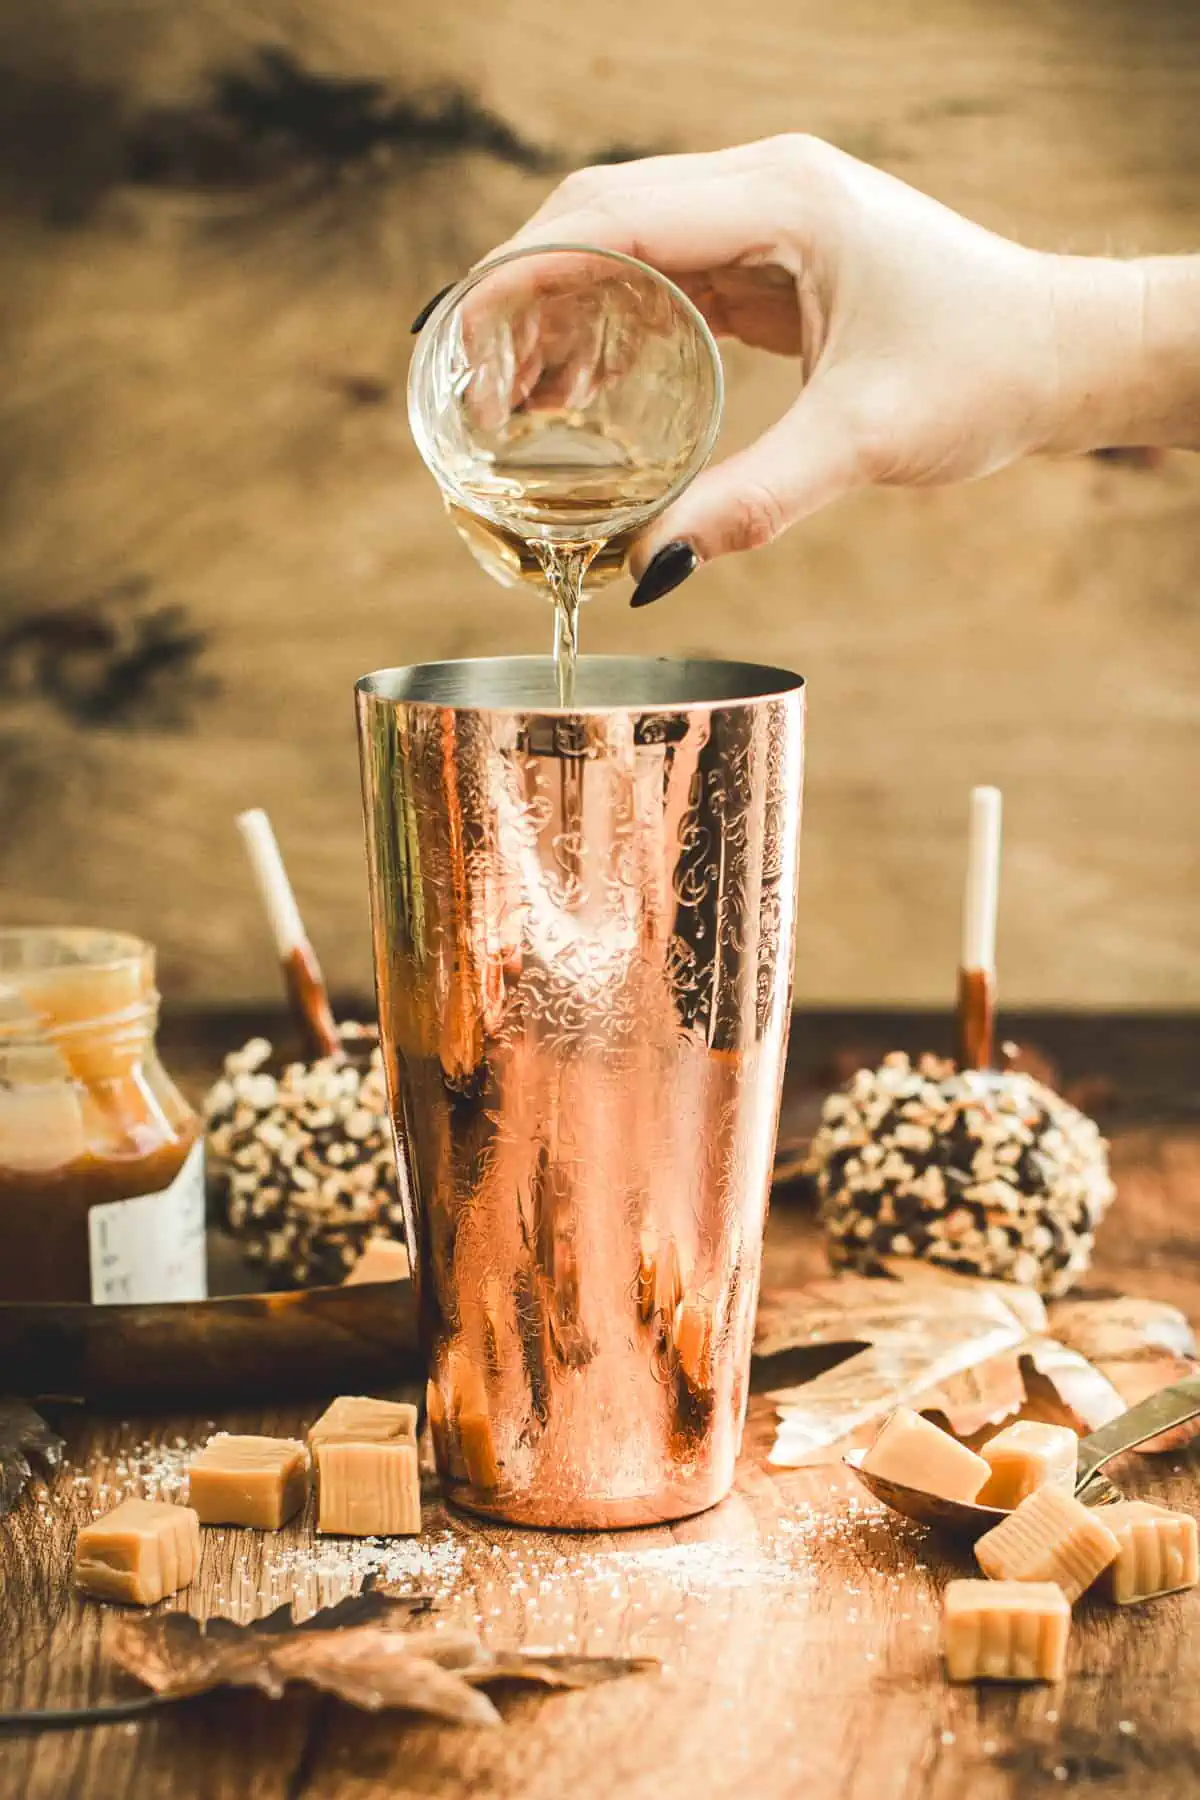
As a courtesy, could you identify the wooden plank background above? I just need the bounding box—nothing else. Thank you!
[0,0,1197,1009]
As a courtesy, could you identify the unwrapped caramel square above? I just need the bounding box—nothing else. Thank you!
[1099,1501,1200,1604]
[309,1393,420,1536]
[308,1394,418,1449]
[943,1579,1070,1683]
[861,1406,990,1505]
[316,1437,421,1536]
[977,1422,1078,1510]
[975,1485,1119,1601]
[344,1238,411,1285]
[74,1497,201,1605]
[187,1433,308,1529]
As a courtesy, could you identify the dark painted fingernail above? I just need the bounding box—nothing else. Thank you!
[630,540,699,609]
[410,283,456,334]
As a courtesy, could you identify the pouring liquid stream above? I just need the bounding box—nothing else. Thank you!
[445,415,675,706]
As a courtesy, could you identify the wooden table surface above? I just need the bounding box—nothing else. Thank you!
[2,1015,1198,1800]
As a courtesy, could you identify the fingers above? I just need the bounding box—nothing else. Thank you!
[497,176,789,278]
[408,142,802,330]
[628,381,866,601]
[490,140,823,279]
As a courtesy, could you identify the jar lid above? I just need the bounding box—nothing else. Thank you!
[0,928,157,1044]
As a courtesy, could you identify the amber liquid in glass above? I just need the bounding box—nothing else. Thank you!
[446,417,675,706]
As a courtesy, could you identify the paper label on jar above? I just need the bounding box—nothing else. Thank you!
[88,1140,208,1305]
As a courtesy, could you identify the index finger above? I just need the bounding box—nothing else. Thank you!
[488,145,805,279]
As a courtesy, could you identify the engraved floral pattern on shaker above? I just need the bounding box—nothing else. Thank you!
[357,659,804,1528]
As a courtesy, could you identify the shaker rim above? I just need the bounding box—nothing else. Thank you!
[355,654,804,716]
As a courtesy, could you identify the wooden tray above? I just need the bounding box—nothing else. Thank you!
[0,1233,422,1406]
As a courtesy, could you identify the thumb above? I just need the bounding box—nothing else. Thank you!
[629,382,865,605]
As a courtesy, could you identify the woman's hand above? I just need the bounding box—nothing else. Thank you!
[476,136,1165,604]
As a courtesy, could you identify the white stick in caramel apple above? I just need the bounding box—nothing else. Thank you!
[957,785,1002,1070]
[236,808,342,1059]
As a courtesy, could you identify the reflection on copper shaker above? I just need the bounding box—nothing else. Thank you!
[357,657,805,1528]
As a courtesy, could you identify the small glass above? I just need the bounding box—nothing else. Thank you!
[408,245,723,685]
[0,929,205,1304]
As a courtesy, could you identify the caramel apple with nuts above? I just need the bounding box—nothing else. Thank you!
[810,789,1114,1297]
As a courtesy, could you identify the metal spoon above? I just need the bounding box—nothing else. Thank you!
[847,1372,1200,1539]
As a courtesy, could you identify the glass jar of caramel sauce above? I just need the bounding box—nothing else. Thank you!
[0,929,206,1304]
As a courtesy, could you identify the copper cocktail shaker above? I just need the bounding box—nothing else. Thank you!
[357,655,805,1527]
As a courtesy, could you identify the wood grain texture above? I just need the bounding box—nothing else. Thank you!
[2,1017,1199,1799]
[0,0,1197,1014]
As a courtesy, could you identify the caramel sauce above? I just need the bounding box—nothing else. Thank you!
[0,928,203,1304]
[956,965,996,1071]
[0,1119,200,1304]
[283,943,341,1060]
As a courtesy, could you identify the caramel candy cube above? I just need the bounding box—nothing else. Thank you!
[308,1394,418,1449]
[1099,1501,1199,1604]
[977,1422,1078,1510]
[344,1237,411,1285]
[74,1498,200,1606]
[861,1406,990,1505]
[309,1393,420,1536]
[316,1438,420,1536]
[943,1580,1070,1683]
[976,1484,1119,1601]
[187,1433,308,1530]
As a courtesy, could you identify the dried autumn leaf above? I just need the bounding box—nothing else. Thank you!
[106,1597,654,1727]
[1049,1294,1200,1450]
[905,1350,1029,1443]
[1049,1294,1196,1363]
[759,1273,1145,1469]
[461,1649,661,1691]
[317,1626,657,1689]
[1093,1354,1200,1453]
[873,1257,1048,1334]
[1016,1338,1125,1436]
[898,1337,1126,1448]
[266,1631,502,1726]
[0,1401,65,1516]
[106,1593,434,1701]
[760,1276,1028,1467]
